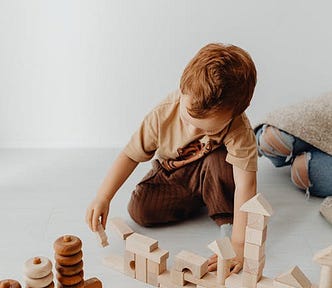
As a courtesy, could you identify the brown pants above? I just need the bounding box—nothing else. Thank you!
[127,146,235,226]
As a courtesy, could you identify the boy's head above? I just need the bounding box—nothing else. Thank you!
[180,43,257,118]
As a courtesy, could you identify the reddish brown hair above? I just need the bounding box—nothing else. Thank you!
[180,43,257,118]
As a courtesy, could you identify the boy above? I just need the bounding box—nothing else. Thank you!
[86,43,258,273]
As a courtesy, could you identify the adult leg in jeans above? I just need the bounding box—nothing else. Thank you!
[256,125,332,197]
[291,150,332,197]
[127,146,235,227]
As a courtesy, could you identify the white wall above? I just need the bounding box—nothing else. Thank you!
[1,0,332,148]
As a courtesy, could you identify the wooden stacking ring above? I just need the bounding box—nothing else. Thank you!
[24,256,52,279]
[54,235,82,256]
[54,251,83,266]
[55,261,83,276]
[24,272,53,288]
[0,280,21,288]
[56,271,84,286]
[56,279,84,288]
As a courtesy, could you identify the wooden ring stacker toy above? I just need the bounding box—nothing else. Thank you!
[27,282,54,288]
[54,235,82,256]
[24,257,52,279]
[56,279,84,288]
[0,280,21,288]
[56,271,84,286]
[54,251,83,266]
[24,272,53,288]
[55,261,83,276]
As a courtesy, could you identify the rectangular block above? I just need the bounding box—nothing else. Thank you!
[109,217,134,239]
[243,256,266,275]
[147,259,167,286]
[126,233,158,253]
[244,243,265,261]
[171,269,186,286]
[124,250,135,278]
[135,254,147,283]
[245,226,267,246]
[247,213,269,230]
[158,271,196,288]
[242,271,262,288]
[184,270,223,288]
[95,222,109,247]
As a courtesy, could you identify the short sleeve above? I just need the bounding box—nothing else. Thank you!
[224,128,258,171]
[123,110,159,162]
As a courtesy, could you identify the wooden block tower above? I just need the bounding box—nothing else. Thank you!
[240,193,273,288]
[208,237,236,285]
[313,245,332,288]
[124,232,169,286]
[23,256,54,288]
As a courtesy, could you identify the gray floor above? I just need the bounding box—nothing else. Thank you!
[0,149,331,287]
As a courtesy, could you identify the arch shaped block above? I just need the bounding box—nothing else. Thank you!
[173,250,208,279]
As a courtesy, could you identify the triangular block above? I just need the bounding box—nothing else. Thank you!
[275,266,311,288]
[313,245,332,266]
[240,193,273,216]
[207,237,236,260]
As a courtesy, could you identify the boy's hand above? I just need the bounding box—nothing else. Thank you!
[208,254,243,274]
[85,195,110,232]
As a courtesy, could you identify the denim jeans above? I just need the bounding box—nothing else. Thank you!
[256,125,332,197]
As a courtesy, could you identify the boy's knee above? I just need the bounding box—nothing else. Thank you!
[291,153,311,190]
[257,125,293,157]
[127,201,153,227]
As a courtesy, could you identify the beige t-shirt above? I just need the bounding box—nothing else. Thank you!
[124,90,258,172]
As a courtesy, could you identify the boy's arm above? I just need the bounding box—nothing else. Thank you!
[231,165,257,272]
[86,150,139,231]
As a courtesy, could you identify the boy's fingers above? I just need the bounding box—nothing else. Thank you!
[101,211,108,230]
[92,210,100,232]
[230,262,242,274]
[86,209,93,231]
[208,262,217,272]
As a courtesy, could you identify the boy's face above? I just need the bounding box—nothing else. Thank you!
[180,95,233,135]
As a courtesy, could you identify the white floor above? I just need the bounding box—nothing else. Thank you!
[0,149,331,287]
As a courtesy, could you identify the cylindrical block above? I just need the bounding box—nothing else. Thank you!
[319,266,332,288]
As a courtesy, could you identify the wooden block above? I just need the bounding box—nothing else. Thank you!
[84,278,102,288]
[242,271,262,288]
[147,259,167,275]
[183,270,224,288]
[245,226,267,246]
[96,222,109,247]
[257,276,275,288]
[158,271,196,288]
[217,258,230,285]
[125,244,169,264]
[244,256,266,275]
[313,245,332,266]
[275,266,311,288]
[124,250,135,278]
[244,242,265,261]
[135,254,147,283]
[247,213,269,230]
[240,193,273,216]
[319,266,332,288]
[147,259,167,286]
[126,233,158,253]
[109,217,134,240]
[171,269,186,286]
[207,237,236,260]
[174,250,208,279]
